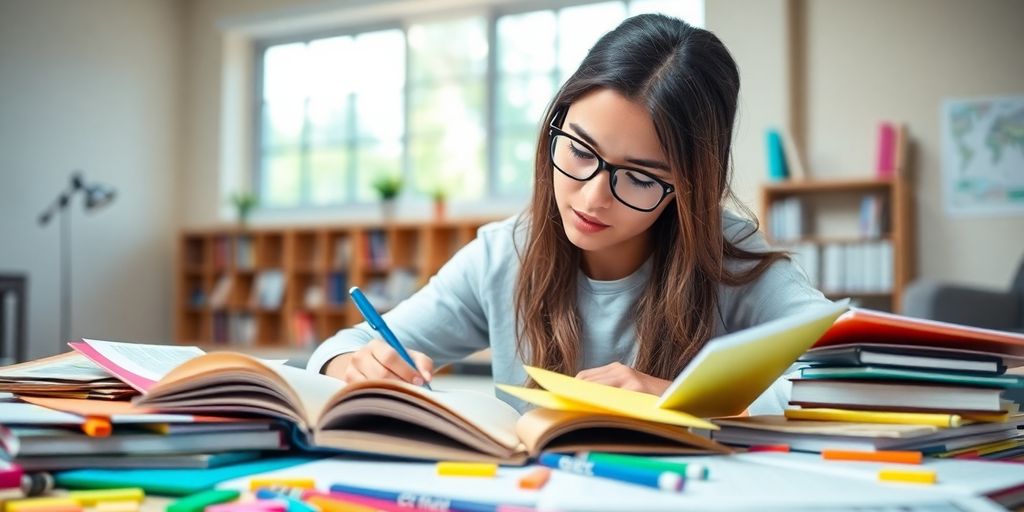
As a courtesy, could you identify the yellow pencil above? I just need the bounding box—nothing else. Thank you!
[785,408,962,428]
[436,462,498,477]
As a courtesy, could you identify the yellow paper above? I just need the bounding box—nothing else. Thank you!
[497,385,617,414]
[523,366,717,430]
[656,300,849,417]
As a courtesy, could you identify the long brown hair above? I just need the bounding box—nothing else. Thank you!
[514,14,788,382]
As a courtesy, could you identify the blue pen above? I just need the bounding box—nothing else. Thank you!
[538,452,685,492]
[349,286,432,390]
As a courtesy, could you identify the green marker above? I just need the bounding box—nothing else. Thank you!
[581,452,710,480]
[167,489,241,512]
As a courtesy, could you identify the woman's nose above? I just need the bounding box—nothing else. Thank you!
[578,170,614,209]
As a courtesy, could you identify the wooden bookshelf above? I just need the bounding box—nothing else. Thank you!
[175,218,498,349]
[760,172,914,312]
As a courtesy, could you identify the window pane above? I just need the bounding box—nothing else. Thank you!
[497,11,556,73]
[353,30,405,92]
[410,130,485,201]
[410,82,484,134]
[308,99,348,146]
[309,147,348,205]
[307,36,355,99]
[496,75,554,129]
[557,2,626,78]
[261,148,302,207]
[356,139,403,202]
[630,0,705,27]
[356,89,403,140]
[263,43,309,102]
[496,127,538,197]
[262,101,305,149]
[408,17,488,83]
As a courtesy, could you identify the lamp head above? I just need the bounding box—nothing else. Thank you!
[84,184,116,211]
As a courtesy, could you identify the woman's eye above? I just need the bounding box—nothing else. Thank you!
[625,171,657,189]
[568,142,595,160]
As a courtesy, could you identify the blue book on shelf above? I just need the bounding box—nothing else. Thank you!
[765,129,788,181]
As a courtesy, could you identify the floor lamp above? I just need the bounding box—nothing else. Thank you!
[37,171,116,352]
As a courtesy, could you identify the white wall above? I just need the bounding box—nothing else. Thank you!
[0,0,182,358]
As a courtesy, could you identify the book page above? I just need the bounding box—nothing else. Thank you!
[137,352,345,429]
[318,380,523,451]
[74,339,206,392]
[0,352,111,382]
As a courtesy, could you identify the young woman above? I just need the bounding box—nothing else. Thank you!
[307,13,830,414]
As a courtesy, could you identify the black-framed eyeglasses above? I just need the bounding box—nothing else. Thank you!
[548,124,674,212]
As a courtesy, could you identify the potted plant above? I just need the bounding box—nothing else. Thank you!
[229,191,258,229]
[428,185,448,220]
[372,173,403,221]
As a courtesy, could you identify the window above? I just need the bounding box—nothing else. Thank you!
[254,0,703,210]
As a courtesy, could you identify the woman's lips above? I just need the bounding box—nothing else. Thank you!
[572,209,610,233]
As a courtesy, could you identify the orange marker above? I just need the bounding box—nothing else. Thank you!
[518,467,551,490]
[81,417,112,437]
[822,450,922,464]
[747,444,790,453]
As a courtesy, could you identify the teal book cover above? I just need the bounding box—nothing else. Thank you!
[800,366,1024,388]
[765,129,788,181]
[55,456,319,496]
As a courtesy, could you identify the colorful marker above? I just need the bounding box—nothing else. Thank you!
[538,452,685,492]
[67,488,144,506]
[255,488,319,512]
[4,497,82,512]
[436,462,498,477]
[822,450,922,465]
[249,477,316,491]
[878,467,937,485]
[326,483,534,512]
[579,452,709,480]
[167,489,242,512]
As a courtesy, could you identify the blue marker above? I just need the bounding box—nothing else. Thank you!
[349,286,431,390]
[329,482,527,512]
[538,452,685,492]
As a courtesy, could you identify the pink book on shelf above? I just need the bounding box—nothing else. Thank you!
[875,122,896,178]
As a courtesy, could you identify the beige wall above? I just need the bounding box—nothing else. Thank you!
[0,0,182,358]
[799,0,1024,289]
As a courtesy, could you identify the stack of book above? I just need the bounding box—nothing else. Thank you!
[713,309,1024,460]
[0,340,286,471]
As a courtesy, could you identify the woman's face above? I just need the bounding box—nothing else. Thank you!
[553,88,675,256]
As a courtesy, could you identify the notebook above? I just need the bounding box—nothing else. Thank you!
[789,379,1007,413]
[800,345,1007,374]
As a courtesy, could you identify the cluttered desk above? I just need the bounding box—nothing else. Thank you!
[3,303,1024,511]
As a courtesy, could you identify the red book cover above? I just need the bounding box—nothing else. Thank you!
[875,122,896,178]
[813,308,1024,357]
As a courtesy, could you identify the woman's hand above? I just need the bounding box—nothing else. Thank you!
[575,362,671,395]
[323,339,434,386]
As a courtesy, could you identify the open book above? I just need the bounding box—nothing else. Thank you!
[131,352,728,465]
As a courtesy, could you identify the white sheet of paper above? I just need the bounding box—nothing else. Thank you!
[81,339,205,381]
[216,456,539,507]
[214,454,1017,511]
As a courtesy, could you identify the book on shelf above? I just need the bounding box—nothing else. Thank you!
[235,235,254,269]
[779,128,807,180]
[251,270,286,309]
[291,311,316,348]
[765,129,788,181]
[332,236,353,269]
[303,283,324,309]
[208,274,233,309]
[875,121,903,179]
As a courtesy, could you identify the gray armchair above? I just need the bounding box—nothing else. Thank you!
[901,257,1024,333]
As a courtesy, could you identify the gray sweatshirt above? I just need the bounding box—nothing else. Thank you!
[307,211,831,414]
